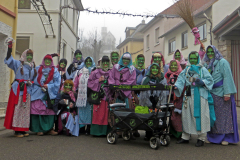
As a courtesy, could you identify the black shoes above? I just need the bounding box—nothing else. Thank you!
[195,139,204,147]
[176,138,189,144]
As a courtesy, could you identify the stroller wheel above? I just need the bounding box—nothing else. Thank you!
[149,137,160,150]
[160,135,171,146]
[122,131,131,141]
[107,132,118,144]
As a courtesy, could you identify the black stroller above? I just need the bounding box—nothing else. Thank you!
[103,84,174,150]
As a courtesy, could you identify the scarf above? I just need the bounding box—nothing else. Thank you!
[173,49,187,65]
[117,52,135,74]
[20,49,35,68]
[165,60,182,84]
[142,63,164,85]
[203,45,223,72]
[76,67,89,107]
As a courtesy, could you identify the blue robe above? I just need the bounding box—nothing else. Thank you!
[66,62,84,80]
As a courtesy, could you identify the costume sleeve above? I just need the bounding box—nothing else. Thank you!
[48,68,61,99]
[221,59,237,95]
[174,69,186,97]
[108,67,116,85]
[88,69,101,92]
[201,67,214,90]
[4,55,21,72]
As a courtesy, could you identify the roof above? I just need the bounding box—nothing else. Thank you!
[73,0,84,11]
[159,0,218,38]
[212,6,240,34]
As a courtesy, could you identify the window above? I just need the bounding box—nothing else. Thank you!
[16,36,30,54]
[146,35,150,50]
[198,23,207,40]
[182,31,188,48]
[63,0,68,20]
[18,0,31,9]
[126,46,128,52]
[155,27,159,44]
[62,43,67,58]
[169,38,176,54]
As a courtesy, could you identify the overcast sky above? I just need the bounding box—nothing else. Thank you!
[79,0,174,46]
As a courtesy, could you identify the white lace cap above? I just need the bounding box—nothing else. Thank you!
[123,53,131,60]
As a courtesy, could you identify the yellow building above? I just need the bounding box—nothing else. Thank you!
[117,20,146,64]
[0,0,18,110]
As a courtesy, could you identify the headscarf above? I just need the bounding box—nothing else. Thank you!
[76,57,95,107]
[57,58,67,71]
[117,52,134,73]
[150,52,165,73]
[165,60,182,84]
[203,45,223,72]
[37,54,55,87]
[20,49,35,67]
[173,49,187,65]
[142,63,164,85]
[187,51,202,74]
[62,79,75,102]
[72,49,84,64]
[134,54,145,70]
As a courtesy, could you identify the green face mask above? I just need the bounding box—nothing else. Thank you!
[153,57,161,64]
[44,58,52,66]
[122,58,130,67]
[137,57,144,68]
[111,53,119,64]
[60,62,66,69]
[189,54,198,65]
[207,48,215,59]
[170,61,178,72]
[151,65,159,76]
[75,53,82,61]
[26,53,33,63]
[85,58,92,68]
[102,61,109,70]
[175,52,181,61]
[64,83,72,92]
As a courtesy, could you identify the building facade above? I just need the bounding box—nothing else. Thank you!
[0,0,18,113]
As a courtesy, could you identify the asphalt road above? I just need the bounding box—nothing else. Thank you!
[0,130,240,160]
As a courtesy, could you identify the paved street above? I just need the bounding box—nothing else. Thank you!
[1,107,240,160]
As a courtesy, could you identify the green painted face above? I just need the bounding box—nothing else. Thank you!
[102,61,109,70]
[44,58,52,66]
[151,65,159,76]
[122,58,130,67]
[64,83,72,92]
[111,53,119,64]
[207,48,215,59]
[175,52,181,61]
[60,62,66,69]
[153,57,161,64]
[189,54,198,65]
[137,57,144,67]
[170,61,178,72]
[26,53,33,63]
[85,58,92,68]
[75,53,82,61]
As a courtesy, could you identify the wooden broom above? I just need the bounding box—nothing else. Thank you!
[174,0,205,51]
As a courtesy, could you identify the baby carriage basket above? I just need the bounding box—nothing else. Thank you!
[103,84,174,150]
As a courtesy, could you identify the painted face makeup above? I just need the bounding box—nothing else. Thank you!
[137,57,144,67]
[60,62,66,69]
[64,83,72,92]
[170,61,178,72]
[111,53,119,64]
[122,58,130,67]
[44,58,52,66]
[151,65,159,76]
[75,53,82,61]
[175,52,181,61]
[189,54,198,65]
[26,53,33,63]
[153,56,161,64]
[207,47,215,60]
[102,61,109,70]
[85,58,92,68]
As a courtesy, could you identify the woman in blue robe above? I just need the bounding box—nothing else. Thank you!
[203,45,239,145]
[174,51,215,147]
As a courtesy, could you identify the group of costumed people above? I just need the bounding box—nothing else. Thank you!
[3,40,239,147]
